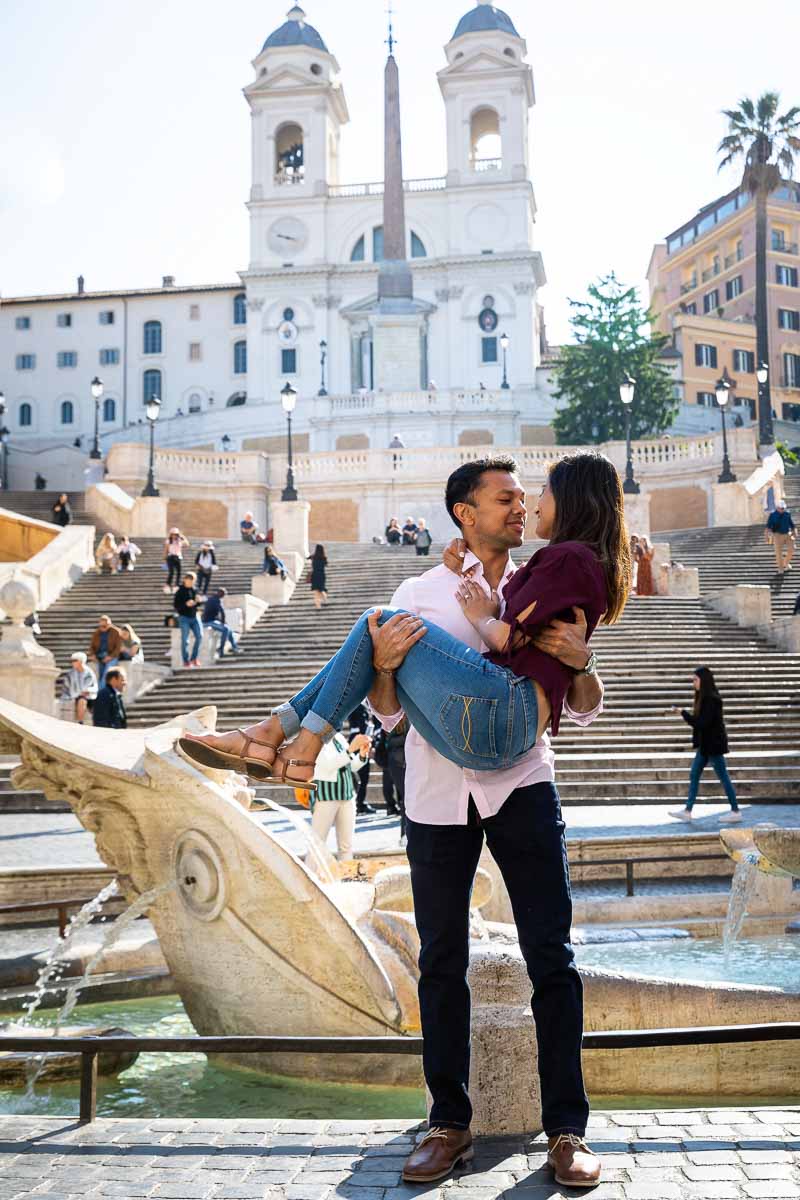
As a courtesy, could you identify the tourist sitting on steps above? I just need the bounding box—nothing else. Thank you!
[95,532,118,574]
[669,666,741,823]
[239,512,260,544]
[118,623,143,664]
[173,572,203,669]
[60,651,98,723]
[385,517,402,545]
[88,614,123,685]
[92,668,127,729]
[116,536,141,572]
[202,587,243,657]
[262,543,287,579]
[401,516,418,545]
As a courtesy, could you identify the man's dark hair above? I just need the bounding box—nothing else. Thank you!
[445,456,519,529]
[105,669,124,686]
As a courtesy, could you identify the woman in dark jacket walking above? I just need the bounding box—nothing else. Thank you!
[309,544,328,610]
[52,493,72,527]
[669,666,740,822]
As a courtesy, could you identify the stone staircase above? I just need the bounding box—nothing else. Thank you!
[0,490,93,527]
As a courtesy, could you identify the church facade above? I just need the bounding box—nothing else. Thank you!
[0,2,556,468]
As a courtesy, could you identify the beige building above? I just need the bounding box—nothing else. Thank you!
[648,181,800,427]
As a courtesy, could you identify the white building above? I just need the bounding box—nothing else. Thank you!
[0,1,556,481]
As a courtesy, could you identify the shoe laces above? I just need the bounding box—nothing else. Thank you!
[550,1133,590,1155]
[419,1127,451,1145]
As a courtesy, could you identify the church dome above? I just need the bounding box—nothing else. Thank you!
[262,4,328,52]
[451,2,520,40]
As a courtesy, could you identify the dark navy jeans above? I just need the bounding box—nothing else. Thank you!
[406,783,589,1137]
[686,751,739,811]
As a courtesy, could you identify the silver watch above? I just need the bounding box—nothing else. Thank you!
[577,651,598,676]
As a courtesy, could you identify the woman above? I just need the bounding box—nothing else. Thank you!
[60,651,97,723]
[309,544,328,610]
[181,453,630,789]
[194,542,217,595]
[52,493,72,527]
[669,667,740,823]
[635,535,655,597]
[163,528,189,594]
[95,532,118,574]
[117,537,141,572]
[118,624,143,664]
[263,544,287,579]
[385,518,401,546]
[308,731,371,863]
[415,518,433,557]
[629,534,639,593]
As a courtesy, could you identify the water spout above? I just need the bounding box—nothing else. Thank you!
[722,853,760,954]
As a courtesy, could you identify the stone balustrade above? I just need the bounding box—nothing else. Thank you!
[106,443,270,488]
[0,510,95,613]
[321,387,510,415]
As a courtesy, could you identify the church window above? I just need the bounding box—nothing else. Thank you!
[310,63,322,75]
[189,304,200,320]
[350,235,366,262]
[60,400,74,424]
[233,293,247,325]
[188,393,202,413]
[143,369,161,404]
[99,348,120,365]
[19,402,32,427]
[234,340,247,375]
[143,320,162,354]
[470,107,501,171]
[481,337,498,364]
[189,342,202,362]
[275,123,304,185]
[57,351,77,367]
[57,313,72,327]
[281,348,298,375]
[15,316,31,330]
[283,307,295,321]
[372,226,385,262]
[411,232,427,258]
[16,354,35,370]
[103,396,116,422]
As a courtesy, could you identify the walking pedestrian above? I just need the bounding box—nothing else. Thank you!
[92,668,128,729]
[669,666,740,823]
[60,652,98,723]
[766,499,796,573]
[415,519,433,557]
[385,719,408,843]
[309,731,370,862]
[635,535,655,596]
[88,614,123,685]
[309,544,328,610]
[194,542,217,595]
[202,588,243,657]
[51,493,72,527]
[164,528,189,594]
[174,572,203,668]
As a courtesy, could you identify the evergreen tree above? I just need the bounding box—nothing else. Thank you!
[552,274,678,445]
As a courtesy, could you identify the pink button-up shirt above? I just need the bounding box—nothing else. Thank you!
[375,550,603,826]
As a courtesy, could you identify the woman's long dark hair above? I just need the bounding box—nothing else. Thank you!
[547,452,632,624]
[693,666,721,716]
[312,544,327,562]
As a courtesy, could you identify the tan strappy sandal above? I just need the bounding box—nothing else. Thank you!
[178,729,279,782]
[270,752,318,793]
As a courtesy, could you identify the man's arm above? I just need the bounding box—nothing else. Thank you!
[366,579,423,721]
[531,606,603,718]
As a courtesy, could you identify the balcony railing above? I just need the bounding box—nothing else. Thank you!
[701,264,721,282]
[773,240,799,256]
[328,176,446,198]
[274,170,305,187]
[723,249,744,268]
[680,278,697,294]
[470,157,502,172]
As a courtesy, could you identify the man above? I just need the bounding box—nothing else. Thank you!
[61,651,98,723]
[401,517,418,545]
[92,668,127,729]
[766,498,795,573]
[174,572,203,668]
[367,456,603,1190]
[240,512,259,544]
[202,588,243,657]
[88,614,122,686]
[348,704,376,814]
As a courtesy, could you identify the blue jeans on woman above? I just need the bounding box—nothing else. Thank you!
[276,608,539,772]
[179,615,202,665]
[687,751,739,811]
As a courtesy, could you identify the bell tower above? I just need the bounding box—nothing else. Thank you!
[438,1,534,187]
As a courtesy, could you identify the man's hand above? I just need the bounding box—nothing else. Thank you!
[532,607,591,670]
[367,610,427,672]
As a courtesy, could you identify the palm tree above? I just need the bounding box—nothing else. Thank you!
[718,93,800,449]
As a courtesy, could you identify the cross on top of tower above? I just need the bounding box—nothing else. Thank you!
[385,1,396,56]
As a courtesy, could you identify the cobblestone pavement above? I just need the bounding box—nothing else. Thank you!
[1,1108,799,1200]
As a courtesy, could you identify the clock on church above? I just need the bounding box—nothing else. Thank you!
[267,217,308,257]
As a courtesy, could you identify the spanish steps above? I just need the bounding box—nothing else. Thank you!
[4,489,800,807]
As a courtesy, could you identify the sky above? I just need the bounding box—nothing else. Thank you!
[1,0,798,345]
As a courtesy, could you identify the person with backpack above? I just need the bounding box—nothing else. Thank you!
[415,519,433,557]
[194,542,217,595]
[669,666,740,822]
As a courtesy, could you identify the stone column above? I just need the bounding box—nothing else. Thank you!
[271,500,310,562]
[0,579,58,716]
[623,492,652,538]
[711,482,763,526]
[466,943,542,1136]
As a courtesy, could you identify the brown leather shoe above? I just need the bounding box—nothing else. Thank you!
[402,1126,473,1182]
[547,1133,601,1188]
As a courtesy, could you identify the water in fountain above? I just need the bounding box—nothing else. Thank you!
[259,796,338,885]
[23,879,176,1099]
[722,853,760,954]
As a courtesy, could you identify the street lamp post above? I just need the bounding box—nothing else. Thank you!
[500,332,510,390]
[141,396,161,497]
[715,368,737,484]
[619,374,640,494]
[89,376,104,459]
[281,382,298,501]
[0,392,8,491]
[756,361,769,435]
[318,340,328,396]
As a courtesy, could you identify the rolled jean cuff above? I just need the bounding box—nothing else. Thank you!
[275,702,301,739]
[301,711,337,742]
